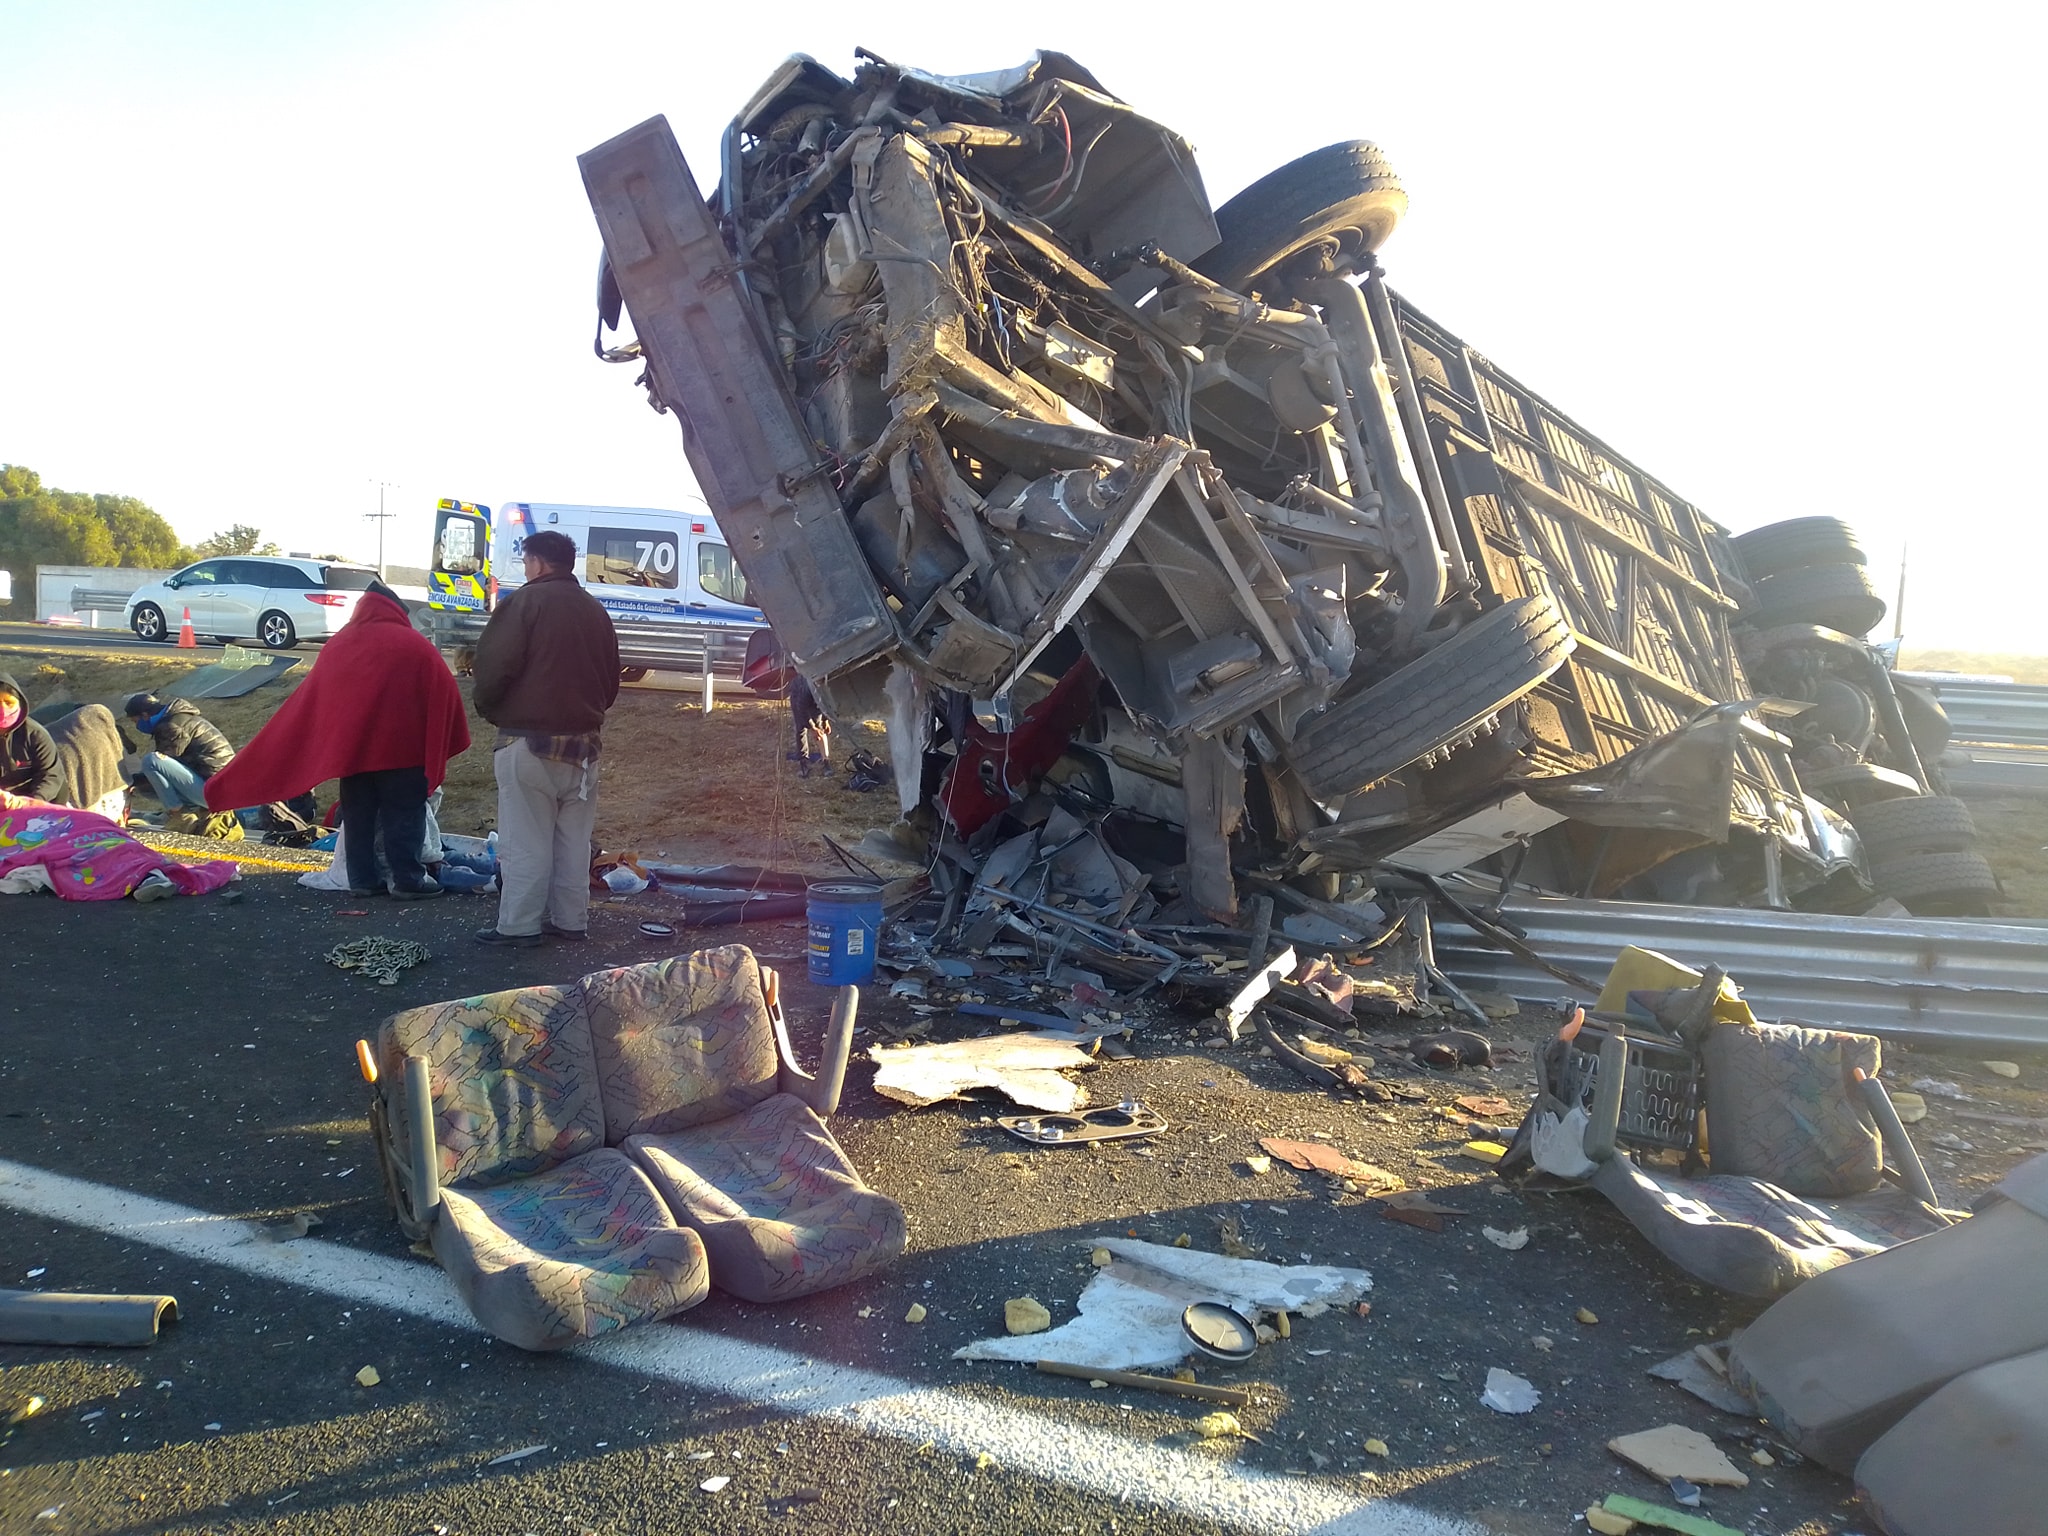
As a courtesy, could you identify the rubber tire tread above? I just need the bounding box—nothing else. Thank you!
[1868,849,1998,909]
[1290,594,1575,802]
[1850,794,1978,858]
[259,610,297,649]
[1731,516,1867,578]
[1194,141,1407,292]
[1750,561,1887,636]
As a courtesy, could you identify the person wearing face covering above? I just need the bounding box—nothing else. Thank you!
[0,673,61,801]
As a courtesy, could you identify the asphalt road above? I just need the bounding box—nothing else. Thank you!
[0,870,1878,1535]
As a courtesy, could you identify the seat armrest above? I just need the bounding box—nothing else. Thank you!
[774,986,859,1118]
[403,1052,441,1229]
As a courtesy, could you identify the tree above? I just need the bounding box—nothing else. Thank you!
[190,524,281,559]
[0,464,192,617]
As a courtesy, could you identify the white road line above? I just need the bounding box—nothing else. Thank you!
[0,1159,1482,1536]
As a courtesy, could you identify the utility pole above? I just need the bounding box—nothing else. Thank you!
[366,480,398,579]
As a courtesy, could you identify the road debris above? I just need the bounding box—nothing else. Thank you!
[1577,1307,1601,1325]
[325,935,428,986]
[1195,1412,1250,1441]
[1606,1424,1750,1487]
[1377,1190,1466,1232]
[870,1035,1094,1112]
[1004,1297,1052,1336]
[1985,1060,2021,1078]
[1363,1437,1389,1457]
[1585,1504,1636,1535]
[485,1445,549,1466]
[1036,1360,1249,1406]
[1480,1226,1529,1250]
[0,1288,180,1347]
[1646,1346,1753,1416]
[1597,1494,1745,1536]
[699,1475,731,1494]
[355,1365,381,1387]
[1479,1368,1539,1413]
[958,1238,1367,1371]
[1258,1138,1401,1188]
[904,1303,928,1324]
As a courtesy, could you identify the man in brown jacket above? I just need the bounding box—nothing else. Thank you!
[471,529,620,945]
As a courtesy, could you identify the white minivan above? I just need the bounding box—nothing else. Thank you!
[429,499,768,675]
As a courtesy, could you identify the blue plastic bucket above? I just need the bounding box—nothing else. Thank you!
[808,880,882,985]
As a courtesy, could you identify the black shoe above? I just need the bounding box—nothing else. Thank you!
[542,921,588,942]
[389,879,443,901]
[474,926,542,948]
[347,886,383,898]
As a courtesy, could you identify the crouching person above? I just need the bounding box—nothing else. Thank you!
[123,692,238,830]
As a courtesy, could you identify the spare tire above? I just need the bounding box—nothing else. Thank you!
[1194,141,1407,293]
[1868,849,1998,916]
[1750,562,1887,636]
[1850,794,1979,859]
[1289,594,1575,802]
[1731,516,1867,579]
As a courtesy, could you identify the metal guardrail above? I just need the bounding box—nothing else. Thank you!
[1434,896,2048,1050]
[69,588,134,614]
[428,611,761,681]
[1940,745,2048,799]
[1901,677,2048,747]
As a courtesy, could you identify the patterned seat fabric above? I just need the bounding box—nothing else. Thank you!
[379,982,604,1188]
[433,1149,709,1352]
[627,1094,907,1303]
[373,945,900,1346]
[582,946,781,1139]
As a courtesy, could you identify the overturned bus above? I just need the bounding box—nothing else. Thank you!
[579,49,1989,920]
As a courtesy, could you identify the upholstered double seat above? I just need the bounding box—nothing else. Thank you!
[361,945,904,1351]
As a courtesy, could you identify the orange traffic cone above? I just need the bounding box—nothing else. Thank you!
[177,606,197,648]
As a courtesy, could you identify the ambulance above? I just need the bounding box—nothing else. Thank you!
[427,498,768,677]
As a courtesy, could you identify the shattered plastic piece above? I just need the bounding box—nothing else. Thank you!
[957,1239,1369,1371]
[1004,1297,1052,1336]
[1460,1140,1508,1164]
[1606,1424,1750,1487]
[1243,1155,1272,1176]
[1586,1506,1637,1535]
[355,1365,380,1387]
[1889,1091,1928,1124]
[700,1475,731,1493]
[1646,1348,1753,1415]
[1259,1138,1401,1188]
[904,1303,928,1324]
[1748,1448,1773,1467]
[1985,1060,2022,1079]
[1378,1190,1466,1232]
[1599,1494,1743,1536]
[1577,1307,1601,1325]
[1454,1095,1517,1120]
[1479,1367,1540,1413]
[1363,1437,1389,1457]
[870,1034,1094,1112]
[1481,1226,1529,1250]
[1091,1248,1112,1267]
[1531,1335,1554,1351]
[1668,1475,1702,1506]
[486,1444,549,1466]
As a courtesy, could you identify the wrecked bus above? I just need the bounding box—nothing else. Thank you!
[579,49,1990,919]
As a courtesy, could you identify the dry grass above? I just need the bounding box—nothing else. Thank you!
[1899,648,2048,684]
[3,643,901,875]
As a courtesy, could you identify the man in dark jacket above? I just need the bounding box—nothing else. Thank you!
[0,672,61,801]
[470,529,620,946]
[124,693,235,811]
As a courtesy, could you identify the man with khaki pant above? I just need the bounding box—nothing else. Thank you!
[470,529,620,946]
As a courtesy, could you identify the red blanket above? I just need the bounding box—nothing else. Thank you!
[205,594,471,808]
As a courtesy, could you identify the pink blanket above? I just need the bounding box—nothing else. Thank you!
[0,793,239,901]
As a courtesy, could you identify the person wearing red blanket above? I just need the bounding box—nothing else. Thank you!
[204,584,470,897]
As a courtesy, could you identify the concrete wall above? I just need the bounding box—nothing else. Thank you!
[34,565,175,626]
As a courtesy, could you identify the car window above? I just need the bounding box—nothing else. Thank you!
[587,524,680,589]
[319,567,379,590]
[174,562,223,587]
[698,541,750,605]
[246,562,311,589]
[221,560,277,587]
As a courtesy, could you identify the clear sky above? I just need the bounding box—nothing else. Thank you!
[4,1,2041,651]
